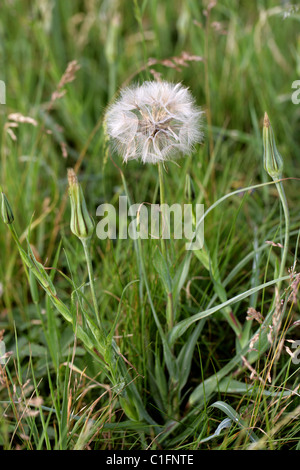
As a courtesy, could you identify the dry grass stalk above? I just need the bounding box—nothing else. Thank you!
[50,60,81,106]
[5,113,38,141]
[246,307,264,324]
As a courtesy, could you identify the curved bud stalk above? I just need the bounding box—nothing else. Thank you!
[262,112,290,293]
[67,168,106,341]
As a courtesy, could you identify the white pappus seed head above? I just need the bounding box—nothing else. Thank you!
[105,81,204,164]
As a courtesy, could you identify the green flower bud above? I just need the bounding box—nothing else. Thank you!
[68,169,95,241]
[1,192,14,224]
[263,112,283,179]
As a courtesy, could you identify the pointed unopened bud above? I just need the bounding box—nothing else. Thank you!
[263,112,283,179]
[68,169,95,241]
[1,192,14,224]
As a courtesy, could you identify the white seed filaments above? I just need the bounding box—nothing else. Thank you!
[105,81,204,164]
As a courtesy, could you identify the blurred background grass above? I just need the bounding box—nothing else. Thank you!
[0,0,299,449]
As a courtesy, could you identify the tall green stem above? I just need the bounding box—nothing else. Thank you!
[81,239,106,341]
[262,113,289,291]
[120,169,176,377]
[158,162,167,259]
[158,162,174,331]
[275,180,290,292]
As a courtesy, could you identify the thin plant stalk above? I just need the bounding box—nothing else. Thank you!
[158,162,174,331]
[274,180,290,292]
[120,169,177,378]
[263,113,290,293]
[158,162,167,259]
[81,238,106,341]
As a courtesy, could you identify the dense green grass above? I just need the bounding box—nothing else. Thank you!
[0,0,299,450]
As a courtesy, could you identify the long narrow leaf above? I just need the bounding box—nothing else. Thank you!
[210,401,259,442]
[169,275,290,344]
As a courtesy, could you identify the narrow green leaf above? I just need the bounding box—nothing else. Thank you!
[153,247,172,294]
[169,275,290,345]
[210,400,259,442]
[177,320,205,391]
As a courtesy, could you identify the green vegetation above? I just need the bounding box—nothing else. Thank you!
[0,0,299,450]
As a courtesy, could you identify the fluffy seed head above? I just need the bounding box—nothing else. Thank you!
[105,81,204,164]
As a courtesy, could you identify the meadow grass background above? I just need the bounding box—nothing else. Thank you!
[0,0,299,450]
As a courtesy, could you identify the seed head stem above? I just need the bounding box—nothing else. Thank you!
[158,162,174,331]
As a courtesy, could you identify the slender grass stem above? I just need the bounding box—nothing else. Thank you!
[204,6,215,194]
